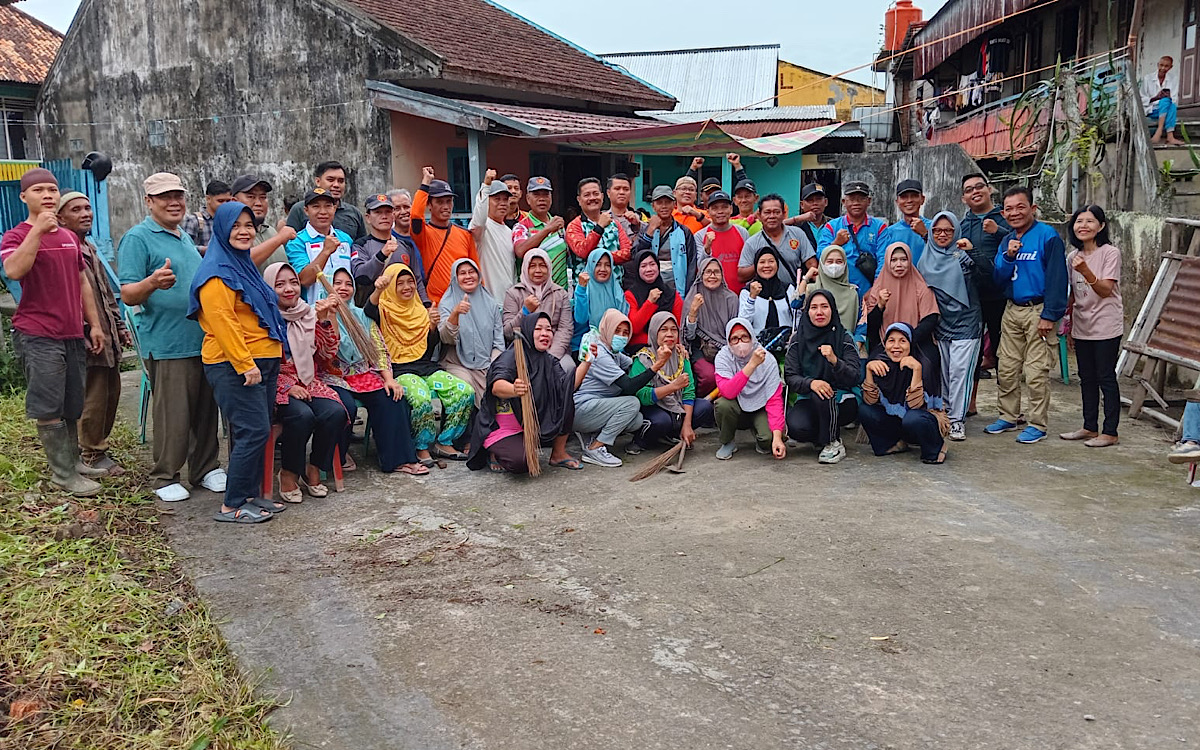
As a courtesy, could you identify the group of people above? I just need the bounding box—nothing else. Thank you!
[2,150,1173,526]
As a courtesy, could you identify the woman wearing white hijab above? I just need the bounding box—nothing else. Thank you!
[712,317,787,460]
[438,258,505,406]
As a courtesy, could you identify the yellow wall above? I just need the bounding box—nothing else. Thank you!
[777,61,885,121]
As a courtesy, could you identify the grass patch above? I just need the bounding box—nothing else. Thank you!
[0,395,288,749]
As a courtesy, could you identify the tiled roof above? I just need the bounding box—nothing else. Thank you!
[340,0,675,111]
[458,100,663,135]
[0,4,63,85]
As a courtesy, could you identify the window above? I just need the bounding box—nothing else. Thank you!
[446,147,470,209]
[148,119,166,148]
[1,102,38,160]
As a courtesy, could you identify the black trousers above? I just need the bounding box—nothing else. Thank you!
[276,396,347,475]
[859,402,944,462]
[332,385,419,472]
[1074,335,1122,436]
[980,297,1006,367]
[785,393,859,446]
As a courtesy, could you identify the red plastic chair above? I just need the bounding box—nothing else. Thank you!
[261,423,344,498]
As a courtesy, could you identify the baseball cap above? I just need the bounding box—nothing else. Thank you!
[303,187,337,206]
[426,179,455,199]
[230,174,273,195]
[650,185,676,201]
[733,178,757,194]
[364,193,392,211]
[527,176,552,192]
[486,181,512,197]
[144,172,186,196]
[706,190,732,205]
[843,181,871,197]
[57,191,89,212]
[700,177,723,193]
[20,168,58,191]
[800,183,826,200]
[895,178,924,196]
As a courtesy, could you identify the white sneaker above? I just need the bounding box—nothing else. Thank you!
[154,482,191,502]
[716,442,738,460]
[197,468,228,493]
[581,443,622,467]
[948,422,966,441]
[818,440,846,464]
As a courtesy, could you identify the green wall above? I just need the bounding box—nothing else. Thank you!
[636,153,805,214]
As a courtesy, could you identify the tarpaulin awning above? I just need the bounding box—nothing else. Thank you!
[546,121,847,156]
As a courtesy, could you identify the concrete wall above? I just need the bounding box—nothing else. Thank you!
[1137,0,1184,79]
[777,62,885,121]
[38,0,436,239]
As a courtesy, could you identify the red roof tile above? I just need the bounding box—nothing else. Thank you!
[0,4,62,85]
[718,119,836,138]
[340,0,675,112]
[460,100,662,135]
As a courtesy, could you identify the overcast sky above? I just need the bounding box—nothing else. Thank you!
[19,0,949,88]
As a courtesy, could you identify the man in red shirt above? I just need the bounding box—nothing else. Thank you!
[1,169,107,496]
[693,191,749,294]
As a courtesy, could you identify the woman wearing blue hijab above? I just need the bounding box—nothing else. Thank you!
[571,248,628,355]
[189,202,288,523]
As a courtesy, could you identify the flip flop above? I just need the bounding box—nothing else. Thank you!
[434,447,469,461]
[489,457,507,474]
[250,497,287,513]
[922,449,948,465]
[398,464,430,476]
[213,506,273,524]
[549,457,583,470]
[418,458,436,468]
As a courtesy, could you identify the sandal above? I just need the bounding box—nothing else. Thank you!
[489,457,507,474]
[922,449,948,465]
[883,441,910,455]
[433,447,469,461]
[299,476,329,498]
[397,463,430,476]
[550,456,583,471]
[277,474,303,504]
[250,497,287,513]
[213,506,273,524]
[418,457,436,468]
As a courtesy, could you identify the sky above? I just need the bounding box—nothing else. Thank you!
[19,0,950,88]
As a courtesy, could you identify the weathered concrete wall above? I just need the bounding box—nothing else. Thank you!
[817,143,983,224]
[38,0,438,239]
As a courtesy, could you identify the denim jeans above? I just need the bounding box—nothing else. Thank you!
[1183,402,1200,444]
[204,358,280,509]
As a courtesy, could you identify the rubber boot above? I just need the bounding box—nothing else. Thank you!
[66,420,108,477]
[39,422,102,497]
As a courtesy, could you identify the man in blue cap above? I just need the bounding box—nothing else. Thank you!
[877,178,932,267]
[816,180,888,300]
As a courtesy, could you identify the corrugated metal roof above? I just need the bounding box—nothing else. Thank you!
[911,0,1038,78]
[655,105,837,124]
[602,45,779,114]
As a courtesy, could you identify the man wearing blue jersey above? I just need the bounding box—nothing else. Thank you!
[877,179,931,267]
[984,186,1068,444]
[816,181,887,300]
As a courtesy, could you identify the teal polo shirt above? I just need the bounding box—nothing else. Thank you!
[117,216,205,360]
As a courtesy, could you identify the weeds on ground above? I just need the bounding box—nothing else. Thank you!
[0,395,288,750]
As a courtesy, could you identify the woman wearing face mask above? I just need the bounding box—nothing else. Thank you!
[784,289,862,464]
[572,248,628,355]
[468,312,581,473]
[860,322,947,464]
[366,263,475,466]
[503,249,574,370]
[627,311,714,453]
[684,256,739,397]
[738,246,796,337]
[713,318,787,460]
[572,309,672,467]
[917,212,982,442]
[861,242,942,409]
[438,258,505,406]
[326,269,427,476]
[263,263,350,502]
[800,245,860,335]
[190,202,289,523]
[623,249,683,347]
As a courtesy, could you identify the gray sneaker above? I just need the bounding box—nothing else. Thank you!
[948,421,966,441]
[818,440,846,464]
[716,442,738,460]
[581,443,622,467]
[1168,440,1200,464]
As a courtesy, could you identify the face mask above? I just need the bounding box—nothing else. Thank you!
[823,262,845,278]
[610,335,629,353]
[731,341,753,358]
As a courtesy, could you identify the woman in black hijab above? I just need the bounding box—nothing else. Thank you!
[784,289,863,464]
[624,249,683,349]
[468,312,581,473]
[860,322,946,464]
[738,245,795,337]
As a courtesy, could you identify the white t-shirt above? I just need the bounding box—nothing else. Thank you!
[1141,69,1180,112]
[470,183,516,296]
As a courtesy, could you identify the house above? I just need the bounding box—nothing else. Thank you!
[0,0,61,163]
[777,60,886,121]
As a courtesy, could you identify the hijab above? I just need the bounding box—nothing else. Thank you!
[263,263,318,385]
[376,263,431,364]
[636,311,686,414]
[790,288,848,384]
[596,307,629,352]
[809,245,859,328]
[489,312,572,442]
[583,248,628,327]
[869,322,930,417]
[685,255,739,349]
[751,245,790,329]
[713,317,780,412]
[516,248,563,315]
[438,258,502,369]
[862,242,939,336]
[187,202,288,348]
[628,248,674,313]
[332,268,370,367]
[917,211,971,307]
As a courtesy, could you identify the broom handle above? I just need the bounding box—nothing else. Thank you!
[316,272,379,370]
[704,328,789,401]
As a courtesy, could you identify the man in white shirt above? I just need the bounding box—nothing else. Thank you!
[1142,55,1182,145]
[469,170,516,295]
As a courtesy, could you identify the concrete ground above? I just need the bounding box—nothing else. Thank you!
[122,370,1200,749]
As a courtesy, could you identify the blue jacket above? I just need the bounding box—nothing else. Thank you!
[992,220,1068,321]
[817,215,888,300]
[877,217,932,267]
[959,207,1010,300]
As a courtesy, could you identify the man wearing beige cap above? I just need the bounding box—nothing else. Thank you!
[118,172,225,503]
[59,191,131,475]
[1,168,108,496]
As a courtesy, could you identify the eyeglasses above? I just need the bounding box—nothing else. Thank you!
[702,268,722,277]
[963,183,988,194]
[728,334,752,344]
[932,227,955,235]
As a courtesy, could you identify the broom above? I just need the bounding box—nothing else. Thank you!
[512,330,542,477]
[316,272,378,369]
[628,441,686,482]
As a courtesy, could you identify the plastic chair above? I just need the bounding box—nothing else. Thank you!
[1058,336,1070,385]
[261,423,344,499]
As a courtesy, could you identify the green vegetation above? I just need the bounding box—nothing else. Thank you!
[0,395,288,750]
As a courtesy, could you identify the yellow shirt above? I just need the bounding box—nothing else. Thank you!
[197,278,282,373]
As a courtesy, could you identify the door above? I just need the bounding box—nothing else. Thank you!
[1183,0,1199,106]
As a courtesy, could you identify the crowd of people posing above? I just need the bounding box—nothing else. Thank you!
[3,154,1157,526]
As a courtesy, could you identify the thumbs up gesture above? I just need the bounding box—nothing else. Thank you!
[149,257,176,290]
